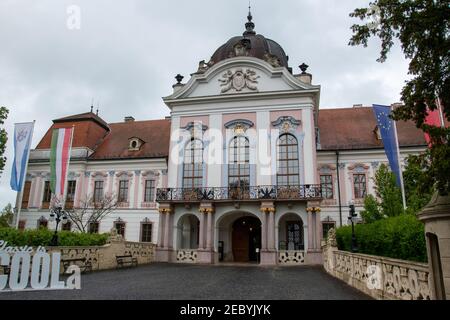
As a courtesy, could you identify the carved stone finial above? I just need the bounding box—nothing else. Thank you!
[175,74,184,84]
[299,63,309,73]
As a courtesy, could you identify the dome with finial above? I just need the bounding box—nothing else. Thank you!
[207,8,290,70]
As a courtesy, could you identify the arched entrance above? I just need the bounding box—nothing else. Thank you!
[232,216,261,262]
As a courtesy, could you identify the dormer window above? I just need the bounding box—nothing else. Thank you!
[128,137,144,151]
[374,126,382,140]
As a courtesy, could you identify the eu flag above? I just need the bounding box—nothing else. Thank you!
[372,105,402,186]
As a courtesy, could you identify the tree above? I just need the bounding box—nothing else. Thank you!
[349,1,450,194]
[0,106,9,175]
[403,154,434,213]
[0,203,14,228]
[64,194,118,233]
[362,163,404,221]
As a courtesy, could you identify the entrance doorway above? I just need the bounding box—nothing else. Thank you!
[232,216,261,262]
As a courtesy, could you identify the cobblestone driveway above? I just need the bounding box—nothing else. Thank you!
[0,263,370,300]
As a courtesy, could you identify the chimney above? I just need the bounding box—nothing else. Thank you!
[124,116,135,122]
[353,104,363,108]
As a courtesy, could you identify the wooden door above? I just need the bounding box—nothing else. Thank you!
[21,181,31,208]
[232,223,249,262]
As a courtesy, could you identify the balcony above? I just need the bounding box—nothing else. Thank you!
[156,185,322,203]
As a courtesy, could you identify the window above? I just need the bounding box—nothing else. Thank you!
[183,139,203,188]
[22,181,31,208]
[18,220,26,231]
[286,221,304,250]
[118,180,129,202]
[277,134,299,186]
[140,223,152,242]
[37,217,48,229]
[42,181,52,209]
[88,221,99,234]
[62,221,72,231]
[144,180,155,202]
[320,175,333,199]
[66,180,76,208]
[93,181,104,203]
[228,136,250,189]
[322,221,336,238]
[353,174,367,199]
[115,221,126,237]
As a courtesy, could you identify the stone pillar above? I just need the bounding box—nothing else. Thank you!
[417,192,450,300]
[261,211,267,250]
[198,210,206,250]
[206,211,213,250]
[260,202,277,266]
[197,203,215,264]
[305,205,323,265]
[155,205,173,262]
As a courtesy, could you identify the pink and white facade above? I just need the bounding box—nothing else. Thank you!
[16,12,427,265]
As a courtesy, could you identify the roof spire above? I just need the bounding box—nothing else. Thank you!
[243,1,255,36]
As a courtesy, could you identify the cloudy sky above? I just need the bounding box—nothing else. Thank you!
[0,0,409,207]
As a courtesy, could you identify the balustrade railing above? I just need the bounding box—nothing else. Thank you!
[156,185,322,202]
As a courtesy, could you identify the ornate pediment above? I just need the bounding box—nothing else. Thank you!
[271,116,301,133]
[224,119,254,135]
[218,68,260,93]
[181,122,208,136]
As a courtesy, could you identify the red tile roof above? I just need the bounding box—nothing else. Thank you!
[89,119,170,160]
[318,107,427,150]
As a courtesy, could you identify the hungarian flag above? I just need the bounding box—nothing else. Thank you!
[50,127,74,198]
[424,101,444,146]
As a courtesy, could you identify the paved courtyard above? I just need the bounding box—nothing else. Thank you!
[0,263,370,300]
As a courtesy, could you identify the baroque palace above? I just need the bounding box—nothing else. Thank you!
[16,12,427,265]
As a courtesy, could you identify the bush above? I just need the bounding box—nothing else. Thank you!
[0,228,109,247]
[335,214,427,262]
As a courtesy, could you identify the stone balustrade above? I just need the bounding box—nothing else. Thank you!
[278,250,305,265]
[322,229,431,300]
[176,250,198,263]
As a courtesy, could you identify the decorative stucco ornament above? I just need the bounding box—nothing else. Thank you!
[219,68,260,93]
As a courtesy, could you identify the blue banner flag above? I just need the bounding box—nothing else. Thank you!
[372,105,402,186]
[10,122,34,191]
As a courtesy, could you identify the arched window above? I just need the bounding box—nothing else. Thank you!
[183,139,203,188]
[277,134,299,186]
[228,136,250,188]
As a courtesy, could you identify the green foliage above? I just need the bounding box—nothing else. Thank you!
[336,214,427,262]
[403,154,434,213]
[0,106,9,174]
[0,227,109,247]
[360,195,383,223]
[349,1,450,195]
[374,164,404,217]
[0,204,14,228]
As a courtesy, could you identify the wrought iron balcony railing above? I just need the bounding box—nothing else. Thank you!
[156,185,322,202]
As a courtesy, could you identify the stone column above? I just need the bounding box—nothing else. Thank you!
[306,205,323,265]
[260,202,277,265]
[197,203,215,264]
[158,211,165,247]
[268,211,275,250]
[198,210,206,250]
[417,192,450,300]
[261,211,267,251]
[206,211,213,250]
[155,205,173,263]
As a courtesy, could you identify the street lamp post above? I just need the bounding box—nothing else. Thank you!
[348,201,358,253]
[49,206,68,246]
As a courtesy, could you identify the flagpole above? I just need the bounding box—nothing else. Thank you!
[391,111,407,211]
[15,120,35,229]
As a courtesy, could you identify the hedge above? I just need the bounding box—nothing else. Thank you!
[0,228,109,247]
[335,214,427,263]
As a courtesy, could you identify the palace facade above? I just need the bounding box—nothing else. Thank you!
[16,13,427,265]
